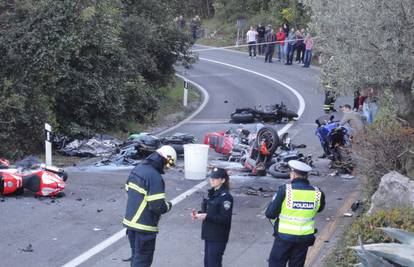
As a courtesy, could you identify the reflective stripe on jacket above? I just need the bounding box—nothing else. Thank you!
[123,153,171,233]
[277,184,321,236]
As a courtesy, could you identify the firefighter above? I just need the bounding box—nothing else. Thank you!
[123,145,177,267]
[265,160,325,267]
[323,88,337,113]
[191,167,233,267]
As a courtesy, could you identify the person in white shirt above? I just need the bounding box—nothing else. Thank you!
[246,26,258,58]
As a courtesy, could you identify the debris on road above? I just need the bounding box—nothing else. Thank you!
[351,201,361,212]
[343,213,353,217]
[243,186,275,197]
[60,135,122,157]
[93,228,102,231]
[341,174,355,179]
[21,244,33,252]
[95,132,196,166]
[97,209,103,213]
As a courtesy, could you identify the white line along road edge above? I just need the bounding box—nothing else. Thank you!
[62,181,209,267]
[200,57,306,136]
[62,59,305,267]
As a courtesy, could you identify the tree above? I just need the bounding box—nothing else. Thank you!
[0,0,194,157]
[305,0,414,176]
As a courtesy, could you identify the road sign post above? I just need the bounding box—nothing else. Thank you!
[236,18,246,47]
[183,80,189,107]
[45,123,52,166]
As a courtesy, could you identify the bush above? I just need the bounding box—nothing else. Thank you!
[325,208,414,267]
[0,0,193,158]
[353,117,414,196]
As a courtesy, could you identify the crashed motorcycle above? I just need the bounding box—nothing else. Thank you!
[230,102,298,124]
[241,127,280,176]
[315,115,353,173]
[0,162,67,197]
[267,133,315,179]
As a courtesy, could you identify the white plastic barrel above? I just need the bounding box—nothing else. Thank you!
[183,144,210,180]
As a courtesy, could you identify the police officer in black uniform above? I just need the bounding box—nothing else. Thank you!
[191,167,233,267]
[123,145,177,267]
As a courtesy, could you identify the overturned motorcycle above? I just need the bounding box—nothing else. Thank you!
[0,159,67,197]
[230,102,298,124]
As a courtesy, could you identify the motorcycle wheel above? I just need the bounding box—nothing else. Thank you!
[267,163,290,179]
[230,112,255,123]
[256,127,280,156]
[60,171,68,182]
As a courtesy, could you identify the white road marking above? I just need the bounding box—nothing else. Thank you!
[61,181,208,267]
[199,57,306,136]
[63,56,306,267]
[187,119,230,124]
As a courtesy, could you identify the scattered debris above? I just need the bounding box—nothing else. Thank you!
[0,197,5,202]
[60,135,122,157]
[21,244,33,252]
[95,132,195,166]
[328,171,338,176]
[336,197,343,200]
[351,201,361,212]
[341,174,355,179]
[108,199,116,203]
[122,257,132,262]
[97,209,103,213]
[93,228,102,231]
[343,213,353,217]
[76,198,83,201]
[243,186,275,197]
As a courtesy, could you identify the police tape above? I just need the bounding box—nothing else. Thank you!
[191,37,316,52]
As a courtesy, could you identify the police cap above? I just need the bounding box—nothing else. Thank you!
[288,160,312,174]
[209,167,229,179]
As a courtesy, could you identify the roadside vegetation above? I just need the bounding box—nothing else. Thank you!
[324,208,414,267]
[0,0,195,159]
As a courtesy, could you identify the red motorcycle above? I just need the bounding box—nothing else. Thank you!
[0,160,67,197]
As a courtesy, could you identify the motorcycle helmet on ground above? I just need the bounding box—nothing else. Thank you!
[156,145,177,168]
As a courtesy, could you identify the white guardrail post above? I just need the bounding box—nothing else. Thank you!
[183,80,189,107]
[45,123,52,166]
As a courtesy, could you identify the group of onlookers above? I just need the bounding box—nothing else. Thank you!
[175,15,202,39]
[246,24,314,67]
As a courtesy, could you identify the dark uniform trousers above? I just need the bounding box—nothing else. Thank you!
[128,230,156,267]
[268,238,309,267]
[204,241,227,267]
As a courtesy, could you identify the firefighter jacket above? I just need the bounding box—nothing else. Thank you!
[265,178,325,245]
[123,153,172,233]
[201,186,233,243]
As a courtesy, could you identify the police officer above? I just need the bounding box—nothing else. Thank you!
[191,167,233,267]
[123,145,177,267]
[265,160,325,267]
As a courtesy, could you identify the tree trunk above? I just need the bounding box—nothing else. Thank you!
[393,79,414,127]
[393,79,414,179]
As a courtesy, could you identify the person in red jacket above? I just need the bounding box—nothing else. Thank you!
[276,27,286,62]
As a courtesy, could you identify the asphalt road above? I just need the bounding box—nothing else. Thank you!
[0,47,359,267]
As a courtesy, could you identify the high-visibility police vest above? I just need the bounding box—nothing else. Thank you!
[277,184,321,236]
